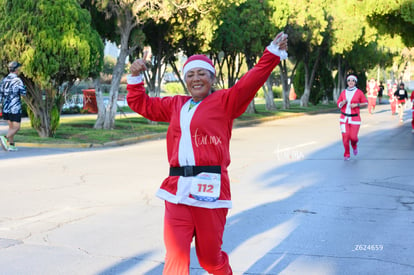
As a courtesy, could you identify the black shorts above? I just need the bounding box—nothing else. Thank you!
[2,112,22,123]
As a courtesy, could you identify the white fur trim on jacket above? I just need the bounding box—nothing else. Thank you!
[267,42,288,60]
[127,74,144,85]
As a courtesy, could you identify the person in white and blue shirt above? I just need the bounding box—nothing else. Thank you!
[0,61,26,151]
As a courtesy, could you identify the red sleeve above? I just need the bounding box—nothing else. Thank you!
[126,82,179,122]
[337,90,345,108]
[358,89,368,103]
[222,49,281,119]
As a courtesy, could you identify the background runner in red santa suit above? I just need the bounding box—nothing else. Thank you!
[127,32,288,275]
[337,75,368,161]
[411,90,414,133]
[389,83,398,115]
[366,78,378,114]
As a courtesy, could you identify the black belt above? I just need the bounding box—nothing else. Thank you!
[341,112,358,117]
[169,165,221,177]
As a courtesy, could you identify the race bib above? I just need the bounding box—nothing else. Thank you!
[190,172,221,202]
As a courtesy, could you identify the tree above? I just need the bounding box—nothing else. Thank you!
[0,0,103,137]
[140,0,217,98]
[362,0,414,83]
[211,2,245,90]
[86,0,215,129]
[327,0,367,100]
[165,1,219,93]
[211,0,275,113]
[80,0,118,128]
[287,0,332,107]
[328,0,409,99]
[83,0,148,129]
[141,19,174,98]
[269,0,295,109]
[363,0,414,47]
[238,0,275,112]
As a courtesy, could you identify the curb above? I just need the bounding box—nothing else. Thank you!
[17,132,167,149]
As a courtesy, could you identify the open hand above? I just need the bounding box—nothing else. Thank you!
[272,31,288,51]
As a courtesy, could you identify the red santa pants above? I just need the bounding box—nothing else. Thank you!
[412,109,414,129]
[340,122,360,157]
[390,100,397,114]
[163,201,232,275]
[368,97,376,114]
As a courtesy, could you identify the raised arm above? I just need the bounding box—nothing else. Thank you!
[225,31,289,118]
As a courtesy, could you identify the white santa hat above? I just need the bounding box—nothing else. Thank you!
[346,75,358,82]
[182,54,215,77]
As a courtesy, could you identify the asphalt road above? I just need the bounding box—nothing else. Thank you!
[0,103,413,275]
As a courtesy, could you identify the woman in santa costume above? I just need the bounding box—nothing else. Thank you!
[127,32,288,275]
[366,78,378,114]
[389,83,398,115]
[337,75,368,161]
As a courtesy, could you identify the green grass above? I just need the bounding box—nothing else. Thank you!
[16,116,169,145]
[14,100,337,145]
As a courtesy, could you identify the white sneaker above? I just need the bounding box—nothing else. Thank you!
[0,136,8,151]
[8,145,18,151]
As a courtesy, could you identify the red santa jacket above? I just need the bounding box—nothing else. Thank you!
[411,91,414,110]
[127,48,283,209]
[389,85,397,103]
[366,81,379,98]
[337,88,368,125]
